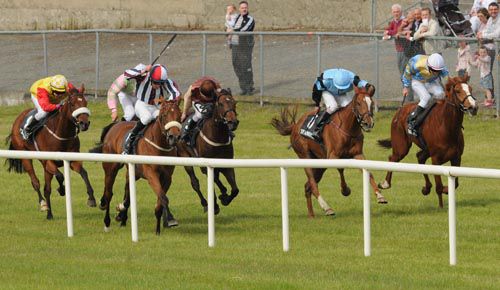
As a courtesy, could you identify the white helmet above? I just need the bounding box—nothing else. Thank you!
[427,53,445,71]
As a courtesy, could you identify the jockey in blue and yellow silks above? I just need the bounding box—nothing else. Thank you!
[402,53,449,136]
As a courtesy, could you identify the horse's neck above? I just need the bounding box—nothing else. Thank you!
[146,121,166,146]
[205,116,229,139]
[47,111,76,137]
[440,98,464,129]
[333,103,360,134]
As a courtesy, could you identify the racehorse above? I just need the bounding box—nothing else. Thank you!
[271,86,387,218]
[377,75,478,208]
[5,85,94,219]
[177,88,239,214]
[90,98,182,234]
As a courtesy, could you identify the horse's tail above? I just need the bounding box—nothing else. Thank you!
[271,106,297,136]
[89,122,116,153]
[377,138,392,149]
[4,134,25,174]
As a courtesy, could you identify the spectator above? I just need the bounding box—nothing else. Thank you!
[383,4,406,75]
[456,38,472,77]
[225,4,238,46]
[470,46,495,106]
[410,7,445,54]
[473,7,490,35]
[411,8,423,33]
[470,0,497,32]
[477,2,499,72]
[230,1,255,96]
[405,8,425,59]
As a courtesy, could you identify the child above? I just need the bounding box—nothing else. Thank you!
[225,4,237,47]
[470,46,495,107]
[456,38,471,78]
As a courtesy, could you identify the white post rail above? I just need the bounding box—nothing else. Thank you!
[63,161,73,237]
[280,167,290,252]
[1,150,499,266]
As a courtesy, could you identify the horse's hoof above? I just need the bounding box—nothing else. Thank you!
[325,208,336,216]
[203,206,208,213]
[46,214,53,220]
[57,187,65,196]
[115,203,126,212]
[442,186,449,195]
[421,187,431,196]
[99,204,107,211]
[378,180,391,190]
[104,226,110,232]
[115,214,122,222]
[87,198,97,207]
[166,219,179,228]
[377,196,388,204]
[341,187,351,197]
[219,194,231,206]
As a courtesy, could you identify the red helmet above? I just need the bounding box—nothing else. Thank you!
[150,64,168,83]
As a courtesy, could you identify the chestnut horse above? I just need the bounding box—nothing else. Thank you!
[5,85,94,219]
[90,99,182,234]
[377,75,478,208]
[177,89,239,214]
[271,86,387,218]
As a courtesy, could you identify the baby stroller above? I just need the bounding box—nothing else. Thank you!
[430,0,474,37]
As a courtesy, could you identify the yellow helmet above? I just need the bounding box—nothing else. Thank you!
[50,75,68,92]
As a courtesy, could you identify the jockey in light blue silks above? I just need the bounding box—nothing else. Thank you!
[304,68,375,141]
[402,53,449,136]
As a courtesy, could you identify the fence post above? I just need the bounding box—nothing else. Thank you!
[496,40,499,118]
[317,34,322,76]
[280,167,290,252]
[375,37,380,111]
[63,160,73,238]
[371,0,376,33]
[448,175,457,265]
[363,169,371,257]
[42,33,48,76]
[202,34,207,76]
[259,34,264,106]
[207,166,215,247]
[128,163,139,242]
[95,32,100,99]
[149,33,153,64]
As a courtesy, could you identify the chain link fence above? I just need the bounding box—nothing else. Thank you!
[0,29,498,115]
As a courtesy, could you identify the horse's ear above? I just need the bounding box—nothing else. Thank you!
[462,72,470,82]
[79,84,85,94]
[446,77,456,92]
[226,87,232,95]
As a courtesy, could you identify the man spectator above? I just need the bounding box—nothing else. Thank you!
[409,7,444,54]
[470,0,497,32]
[230,1,256,95]
[477,2,500,98]
[383,4,407,75]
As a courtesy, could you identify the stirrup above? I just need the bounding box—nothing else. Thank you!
[407,127,418,136]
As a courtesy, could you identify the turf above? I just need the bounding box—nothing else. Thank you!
[0,100,499,289]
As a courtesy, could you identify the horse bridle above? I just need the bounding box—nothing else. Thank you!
[352,94,373,131]
[63,95,91,133]
[447,84,475,113]
[215,93,237,125]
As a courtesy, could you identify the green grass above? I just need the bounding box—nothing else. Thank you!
[0,101,499,289]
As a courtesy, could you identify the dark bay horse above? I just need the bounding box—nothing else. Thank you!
[177,89,239,214]
[271,86,387,218]
[377,75,478,208]
[6,85,94,219]
[90,99,182,234]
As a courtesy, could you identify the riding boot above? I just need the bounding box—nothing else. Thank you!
[407,105,425,136]
[309,110,332,141]
[20,115,40,140]
[181,116,197,143]
[123,121,146,155]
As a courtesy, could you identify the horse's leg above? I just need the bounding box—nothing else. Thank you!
[159,171,178,228]
[218,168,239,207]
[431,156,445,208]
[354,154,388,204]
[52,168,65,196]
[70,161,96,207]
[143,168,167,235]
[116,177,130,227]
[21,159,47,211]
[379,134,412,190]
[183,166,213,213]
[101,162,120,231]
[41,161,59,220]
[302,167,328,218]
[449,156,461,190]
[416,150,432,195]
[307,167,335,216]
[214,170,228,197]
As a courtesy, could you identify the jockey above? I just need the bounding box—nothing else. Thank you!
[402,53,449,136]
[20,74,74,140]
[306,68,375,141]
[180,76,221,142]
[123,64,181,155]
[107,63,150,122]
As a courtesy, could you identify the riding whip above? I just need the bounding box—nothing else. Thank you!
[151,34,178,65]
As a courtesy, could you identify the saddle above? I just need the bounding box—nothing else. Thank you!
[299,111,332,143]
[20,109,58,141]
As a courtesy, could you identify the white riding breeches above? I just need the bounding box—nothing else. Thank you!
[411,79,445,108]
[118,92,137,121]
[31,94,49,121]
[322,91,353,114]
[135,100,159,125]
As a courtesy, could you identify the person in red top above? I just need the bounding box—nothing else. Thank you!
[180,76,222,142]
[21,75,75,140]
[383,4,407,75]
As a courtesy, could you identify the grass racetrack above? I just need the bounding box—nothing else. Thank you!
[0,100,499,289]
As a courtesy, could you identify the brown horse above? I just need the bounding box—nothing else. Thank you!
[177,89,239,214]
[271,86,387,218]
[90,99,182,234]
[5,85,94,219]
[377,75,478,208]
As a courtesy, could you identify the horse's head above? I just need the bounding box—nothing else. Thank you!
[215,88,239,131]
[445,74,478,116]
[352,86,375,131]
[62,85,91,131]
[157,97,182,147]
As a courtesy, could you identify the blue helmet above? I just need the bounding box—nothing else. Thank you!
[331,69,353,90]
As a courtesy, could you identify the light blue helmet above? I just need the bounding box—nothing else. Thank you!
[332,69,353,90]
